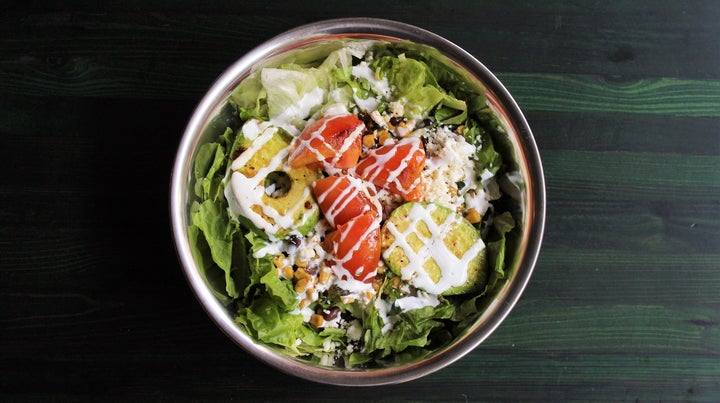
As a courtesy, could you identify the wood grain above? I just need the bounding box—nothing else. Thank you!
[1,1,719,401]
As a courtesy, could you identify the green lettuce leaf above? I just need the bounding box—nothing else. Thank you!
[193,141,227,201]
[485,211,516,291]
[229,75,268,122]
[187,223,233,305]
[371,54,468,122]
[464,119,502,175]
[243,296,305,352]
[189,199,241,299]
[260,66,327,126]
[362,298,455,359]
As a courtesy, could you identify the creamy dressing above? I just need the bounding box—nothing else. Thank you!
[394,291,440,311]
[351,61,392,112]
[382,203,486,294]
[374,298,396,334]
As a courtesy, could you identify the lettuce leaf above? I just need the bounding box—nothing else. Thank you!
[189,199,241,299]
[260,66,327,127]
[486,211,515,291]
[193,142,226,201]
[242,296,306,352]
[234,229,348,357]
[229,74,268,122]
[370,54,468,122]
[464,119,503,175]
[187,223,233,305]
[361,298,455,360]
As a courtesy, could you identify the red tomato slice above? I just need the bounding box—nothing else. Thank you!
[288,114,364,169]
[311,175,379,228]
[354,136,425,201]
[325,210,381,283]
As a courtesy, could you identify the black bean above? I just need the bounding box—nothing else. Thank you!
[322,307,341,321]
[418,118,433,128]
[389,116,404,126]
[287,234,301,247]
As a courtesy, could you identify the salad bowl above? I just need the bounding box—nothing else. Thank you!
[170,17,545,386]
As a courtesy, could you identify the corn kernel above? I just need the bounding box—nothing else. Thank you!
[294,258,309,268]
[465,208,482,224]
[378,130,393,145]
[309,313,325,328]
[299,298,311,308]
[306,286,316,299]
[272,255,285,269]
[294,267,311,280]
[318,268,331,284]
[362,134,376,147]
[294,278,309,293]
[281,266,295,280]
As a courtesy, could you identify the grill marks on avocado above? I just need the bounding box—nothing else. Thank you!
[381,202,488,296]
[227,124,320,237]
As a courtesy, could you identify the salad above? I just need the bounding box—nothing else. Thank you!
[189,39,520,367]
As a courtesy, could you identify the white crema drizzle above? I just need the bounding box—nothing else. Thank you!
[382,203,486,295]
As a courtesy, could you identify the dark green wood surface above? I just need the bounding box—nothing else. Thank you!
[2,1,718,401]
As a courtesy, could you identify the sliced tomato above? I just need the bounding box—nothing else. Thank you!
[288,114,365,169]
[325,210,381,283]
[354,136,425,201]
[311,175,379,228]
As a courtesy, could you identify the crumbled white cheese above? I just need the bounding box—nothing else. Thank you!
[345,320,363,341]
[319,354,335,367]
[322,339,337,353]
[389,101,404,117]
[420,126,480,210]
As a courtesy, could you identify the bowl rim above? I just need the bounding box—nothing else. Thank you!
[170,17,546,386]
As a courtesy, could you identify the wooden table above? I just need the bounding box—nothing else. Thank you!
[2,1,718,401]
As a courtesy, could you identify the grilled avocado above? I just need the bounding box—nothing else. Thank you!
[230,127,320,237]
[381,202,487,295]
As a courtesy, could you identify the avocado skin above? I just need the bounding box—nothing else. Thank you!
[381,202,487,296]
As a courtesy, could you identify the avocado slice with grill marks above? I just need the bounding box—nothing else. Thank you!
[229,125,320,237]
[381,202,487,295]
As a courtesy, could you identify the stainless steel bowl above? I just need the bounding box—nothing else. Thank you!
[170,17,545,386]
